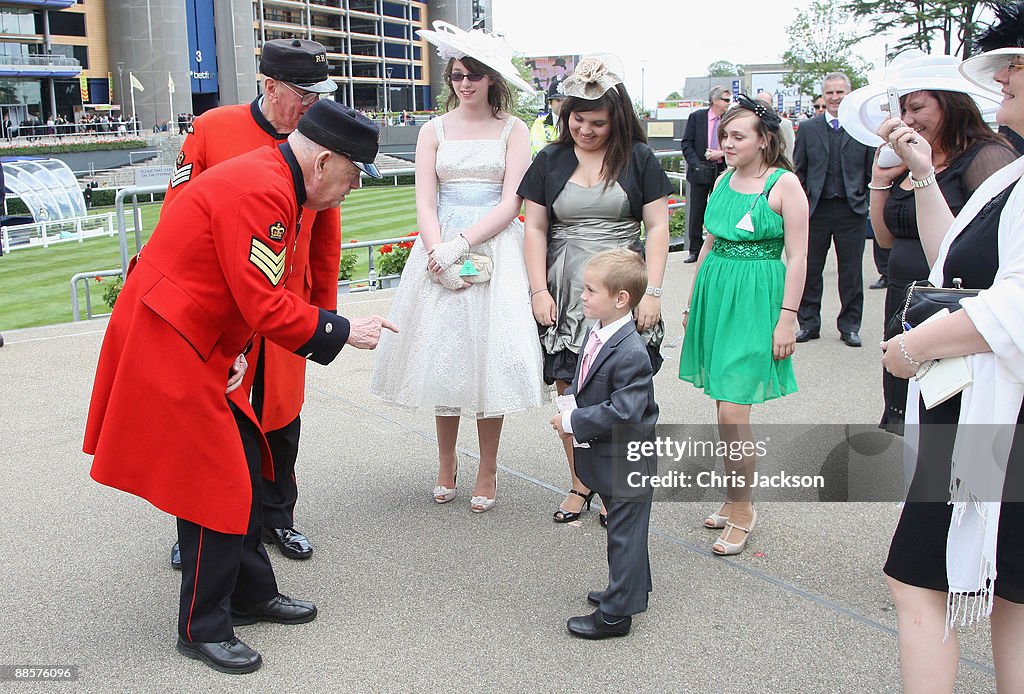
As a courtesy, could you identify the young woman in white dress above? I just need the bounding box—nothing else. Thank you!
[370,23,546,512]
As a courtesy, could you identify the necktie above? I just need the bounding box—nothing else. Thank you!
[831,119,840,131]
[709,116,720,150]
[579,331,602,386]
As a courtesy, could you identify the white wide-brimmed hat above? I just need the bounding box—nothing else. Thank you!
[416,21,536,94]
[838,52,1002,147]
[959,46,1023,94]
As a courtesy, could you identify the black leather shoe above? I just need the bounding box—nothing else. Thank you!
[261,527,313,560]
[795,329,819,343]
[598,513,608,528]
[232,593,317,626]
[586,591,603,607]
[869,276,888,290]
[567,610,632,639]
[176,636,262,674]
[683,252,698,263]
[170,542,182,571]
[841,331,863,347]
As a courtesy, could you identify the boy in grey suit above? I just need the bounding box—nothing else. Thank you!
[550,248,658,639]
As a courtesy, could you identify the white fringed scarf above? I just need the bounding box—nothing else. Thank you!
[905,154,1024,636]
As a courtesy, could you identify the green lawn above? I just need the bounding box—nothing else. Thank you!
[0,186,417,331]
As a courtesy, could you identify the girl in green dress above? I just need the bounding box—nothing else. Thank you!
[679,95,809,555]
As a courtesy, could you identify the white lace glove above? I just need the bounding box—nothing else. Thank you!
[429,235,470,272]
[437,263,467,290]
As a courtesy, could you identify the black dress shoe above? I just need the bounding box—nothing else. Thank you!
[869,276,888,290]
[170,542,182,571]
[841,331,863,347]
[261,527,313,559]
[232,593,317,626]
[586,591,603,607]
[567,609,632,640]
[795,329,819,343]
[598,513,608,528]
[176,636,262,674]
[683,252,698,263]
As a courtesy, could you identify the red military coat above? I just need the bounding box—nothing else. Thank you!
[85,145,350,534]
[164,100,342,431]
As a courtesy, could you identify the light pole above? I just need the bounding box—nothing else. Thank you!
[116,62,125,114]
[384,66,393,120]
[639,60,647,111]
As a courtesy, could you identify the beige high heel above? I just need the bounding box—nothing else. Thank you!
[712,508,757,556]
[703,502,731,529]
[470,479,496,513]
[433,459,458,504]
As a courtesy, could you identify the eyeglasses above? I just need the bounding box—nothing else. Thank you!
[280,81,320,106]
[449,72,485,83]
[1008,60,1024,72]
[718,97,732,103]
[813,104,826,110]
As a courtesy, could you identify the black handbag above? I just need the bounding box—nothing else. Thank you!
[887,279,980,335]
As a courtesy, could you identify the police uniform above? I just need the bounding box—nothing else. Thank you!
[84,101,382,673]
[164,38,341,559]
[530,111,558,156]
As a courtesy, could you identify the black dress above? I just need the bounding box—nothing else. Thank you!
[883,183,1024,604]
[879,143,1006,435]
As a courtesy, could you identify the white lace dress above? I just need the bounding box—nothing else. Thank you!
[369,116,548,417]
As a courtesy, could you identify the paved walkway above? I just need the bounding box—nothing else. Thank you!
[0,250,996,692]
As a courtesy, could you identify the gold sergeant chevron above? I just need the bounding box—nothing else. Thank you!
[249,237,286,286]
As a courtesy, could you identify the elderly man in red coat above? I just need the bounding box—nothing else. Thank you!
[164,38,357,566]
[84,101,396,675]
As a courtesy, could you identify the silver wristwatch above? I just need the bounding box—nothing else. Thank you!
[645,286,662,297]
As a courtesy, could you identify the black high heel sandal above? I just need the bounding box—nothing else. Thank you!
[599,512,608,528]
[553,489,595,523]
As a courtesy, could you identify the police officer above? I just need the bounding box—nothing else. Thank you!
[530,85,565,156]
[165,38,348,568]
[84,101,397,675]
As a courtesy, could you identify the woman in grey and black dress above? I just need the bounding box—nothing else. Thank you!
[519,55,671,524]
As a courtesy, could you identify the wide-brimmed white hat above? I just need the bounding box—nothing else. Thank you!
[959,46,1023,94]
[838,52,1002,147]
[417,21,536,94]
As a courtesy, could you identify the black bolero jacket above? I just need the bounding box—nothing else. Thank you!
[517,140,673,223]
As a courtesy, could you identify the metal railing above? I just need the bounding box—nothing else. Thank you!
[339,236,414,292]
[71,269,121,322]
[1,213,118,253]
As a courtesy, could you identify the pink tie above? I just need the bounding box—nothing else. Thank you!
[709,116,720,150]
[579,331,602,386]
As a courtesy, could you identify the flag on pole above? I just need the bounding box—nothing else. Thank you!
[168,72,175,94]
[130,73,145,92]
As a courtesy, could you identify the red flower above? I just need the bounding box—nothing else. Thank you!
[517,215,525,222]
[668,198,677,204]
[406,231,419,237]
[399,242,413,250]
[94,276,103,282]
[380,244,394,254]
[348,239,358,243]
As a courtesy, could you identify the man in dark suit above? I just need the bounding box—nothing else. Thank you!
[793,72,874,347]
[551,249,658,639]
[680,86,732,262]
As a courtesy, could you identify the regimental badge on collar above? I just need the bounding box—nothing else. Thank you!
[268,222,286,241]
[176,150,185,167]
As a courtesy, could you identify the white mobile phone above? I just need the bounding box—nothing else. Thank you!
[885,87,901,118]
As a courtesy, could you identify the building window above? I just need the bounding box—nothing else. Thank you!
[0,8,35,35]
[47,11,87,37]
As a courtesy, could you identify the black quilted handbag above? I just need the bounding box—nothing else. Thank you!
[887,279,980,335]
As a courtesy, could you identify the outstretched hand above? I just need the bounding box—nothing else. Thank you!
[346,316,399,349]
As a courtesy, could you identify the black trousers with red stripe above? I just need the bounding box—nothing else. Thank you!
[176,403,278,642]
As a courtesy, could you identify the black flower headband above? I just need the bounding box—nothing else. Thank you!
[734,94,782,131]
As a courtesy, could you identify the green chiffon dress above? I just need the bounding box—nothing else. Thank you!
[678,168,798,404]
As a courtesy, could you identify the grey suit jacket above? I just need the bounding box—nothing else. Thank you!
[566,322,658,499]
[793,113,875,217]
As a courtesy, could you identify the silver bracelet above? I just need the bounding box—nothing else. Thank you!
[910,167,936,189]
[867,182,893,191]
[898,334,921,368]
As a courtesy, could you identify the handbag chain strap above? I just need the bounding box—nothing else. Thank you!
[899,277,967,332]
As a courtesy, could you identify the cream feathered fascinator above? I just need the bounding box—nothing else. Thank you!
[558,55,625,100]
[416,21,536,94]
